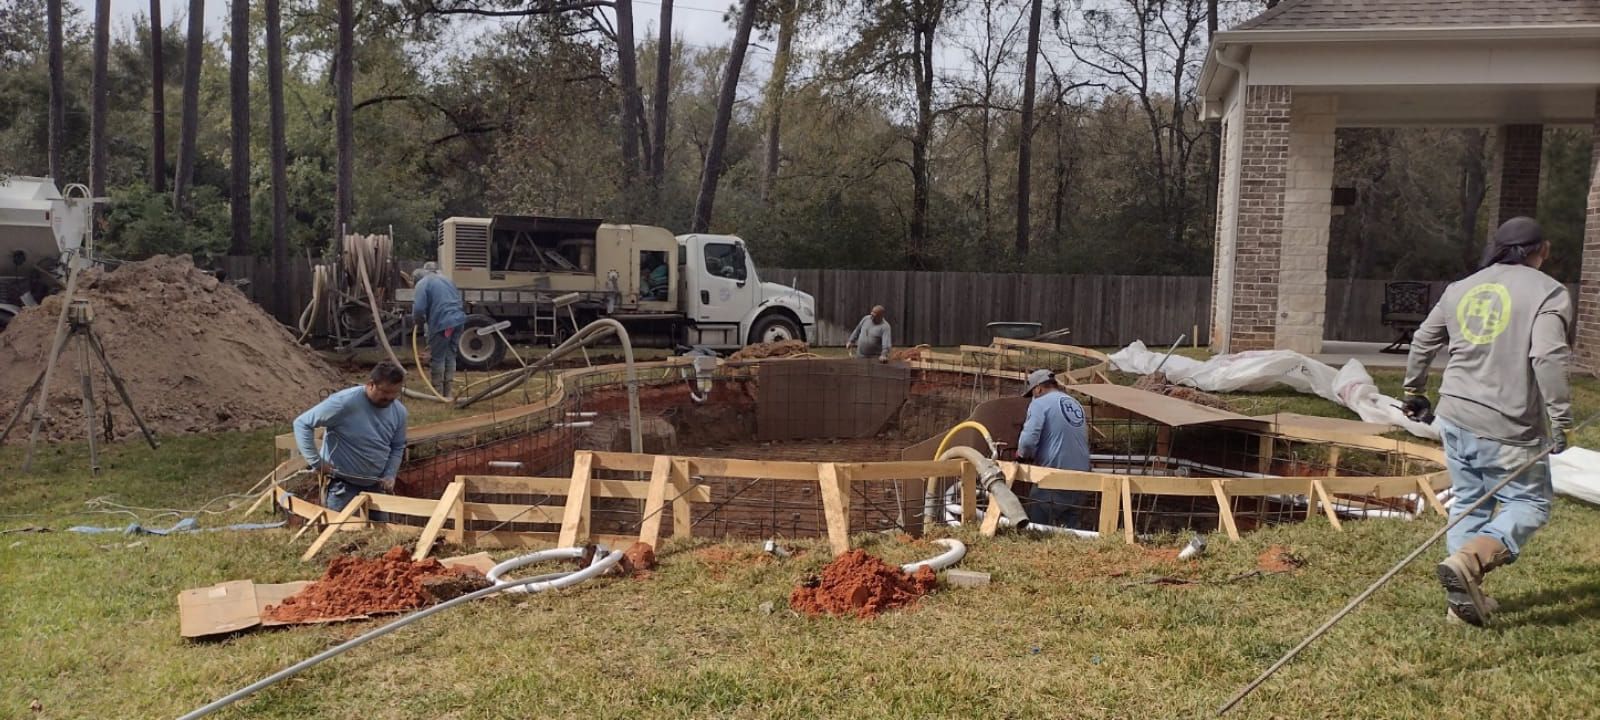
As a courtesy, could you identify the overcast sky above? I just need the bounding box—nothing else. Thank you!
[74,0,746,57]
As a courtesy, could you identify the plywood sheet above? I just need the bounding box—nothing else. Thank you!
[1253,412,1394,437]
[1068,384,1267,430]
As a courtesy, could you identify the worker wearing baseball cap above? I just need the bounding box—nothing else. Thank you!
[1016,368,1093,528]
[1402,216,1574,626]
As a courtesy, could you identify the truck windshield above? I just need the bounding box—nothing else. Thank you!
[703,243,747,281]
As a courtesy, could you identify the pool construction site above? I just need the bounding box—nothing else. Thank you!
[265,338,1450,560]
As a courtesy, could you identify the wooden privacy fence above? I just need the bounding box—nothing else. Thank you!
[218,256,1500,348]
[768,268,1212,347]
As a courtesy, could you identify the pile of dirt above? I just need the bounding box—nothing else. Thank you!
[789,549,938,618]
[1256,544,1304,574]
[1132,372,1229,410]
[728,339,811,361]
[0,255,344,442]
[265,547,485,621]
[888,344,930,362]
[619,541,657,577]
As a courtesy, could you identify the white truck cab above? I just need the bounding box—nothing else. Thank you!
[678,233,814,348]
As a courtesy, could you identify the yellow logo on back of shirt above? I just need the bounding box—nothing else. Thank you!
[1456,283,1511,345]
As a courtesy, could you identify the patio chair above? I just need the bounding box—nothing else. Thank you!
[1380,281,1431,354]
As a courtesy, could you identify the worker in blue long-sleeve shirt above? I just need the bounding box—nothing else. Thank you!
[293,360,409,511]
[412,261,469,398]
[1016,368,1093,529]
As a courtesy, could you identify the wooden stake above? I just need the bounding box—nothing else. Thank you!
[1212,479,1241,542]
[960,463,978,525]
[413,481,465,561]
[638,455,673,549]
[1098,476,1120,537]
[667,459,695,540]
[301,493,369,562]
[1310,479,1344,531]
[1418,477,1448,516]
[1121,477,1135,544]
[818,463,851,556]
[557,451,595,547]
[448,480,466,545]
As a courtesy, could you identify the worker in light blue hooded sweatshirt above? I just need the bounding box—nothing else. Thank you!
[1016,368,1094,529]
[411,262,468,398]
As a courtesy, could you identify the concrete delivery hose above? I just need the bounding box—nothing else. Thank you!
[177,546,623,720]
[351,242,640,451]
[937,444,1029,530]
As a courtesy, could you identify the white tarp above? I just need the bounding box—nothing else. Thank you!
[1108,341,1599,506]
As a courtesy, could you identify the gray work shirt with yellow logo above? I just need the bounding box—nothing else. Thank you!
[1403,263,1573,445]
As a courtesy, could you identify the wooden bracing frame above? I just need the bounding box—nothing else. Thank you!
[272,339,1450,559]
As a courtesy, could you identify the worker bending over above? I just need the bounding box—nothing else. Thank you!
[1016,369,1093,528]
[293,360,410,511]
[846,305,893,362]
[412,261,468,399]
[1403,216,1573,626]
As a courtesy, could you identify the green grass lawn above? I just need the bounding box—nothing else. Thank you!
[4,354,1600,718]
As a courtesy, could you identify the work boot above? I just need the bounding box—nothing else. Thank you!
[1437,536,1512,627]
[1447,595,1501,625]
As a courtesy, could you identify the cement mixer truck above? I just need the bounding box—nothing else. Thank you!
[398,215,815,368]
[0,177,94,331]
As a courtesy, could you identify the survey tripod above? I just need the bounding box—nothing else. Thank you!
[1,299,158,474]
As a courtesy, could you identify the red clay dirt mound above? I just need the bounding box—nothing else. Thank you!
[728,339,811,361]
[265,546,485,622]
[1256,544,1305,574]
[0,255,343,442]
[789,549,938,618]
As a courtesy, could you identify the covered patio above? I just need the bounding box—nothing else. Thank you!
[1198,0,1600,369]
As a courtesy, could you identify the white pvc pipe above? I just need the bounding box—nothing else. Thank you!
[487,546,624,594]
[900,538,967,573]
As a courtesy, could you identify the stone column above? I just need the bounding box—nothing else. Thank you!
[1227,85,1292,352]
[1274,94,1337,355]
[1576,96,1600,370]
[1485,124,1544,234]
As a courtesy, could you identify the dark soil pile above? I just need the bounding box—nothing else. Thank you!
[265,547,485,621]
[789,549,938,618]
[1132,372,1229,410]
[728,340,811,361]
[0,255,343,442]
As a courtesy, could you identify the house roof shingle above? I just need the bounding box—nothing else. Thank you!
[1234,0,1600,32]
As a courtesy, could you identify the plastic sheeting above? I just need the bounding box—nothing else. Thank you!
[1108,341,1599,506]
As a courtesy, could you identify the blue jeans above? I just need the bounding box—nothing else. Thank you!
[324,479,364,512]
[428,327,460,396]
[1439,419,1553,561]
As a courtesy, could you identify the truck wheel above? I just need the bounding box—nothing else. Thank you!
[749,314,801,345]
[457,314,508,370]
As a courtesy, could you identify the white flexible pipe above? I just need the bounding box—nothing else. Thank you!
[487,546,624,594]
[900,538,967,573]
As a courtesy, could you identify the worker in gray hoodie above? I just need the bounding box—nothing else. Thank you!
[845,305,893,362]
[1402,216,1573,627]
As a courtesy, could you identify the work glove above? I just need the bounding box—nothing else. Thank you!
[1552,430,1570,455]
[1401,393,1433,423]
